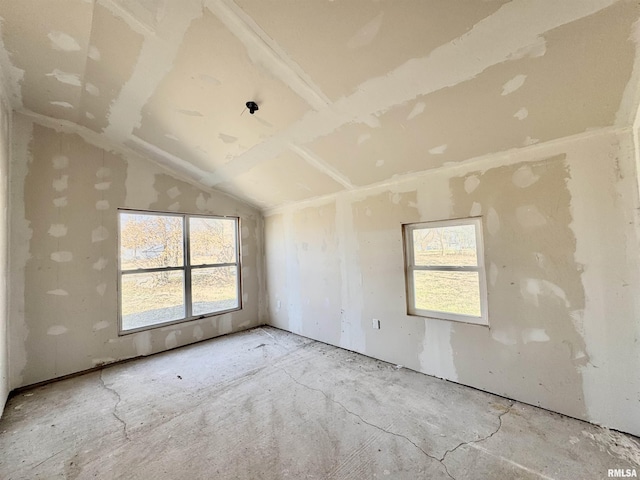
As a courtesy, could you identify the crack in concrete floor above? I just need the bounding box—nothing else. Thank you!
[439,402,514,478]
[99,369,130,442]
[5,328,636,479]
[280,367,515,480]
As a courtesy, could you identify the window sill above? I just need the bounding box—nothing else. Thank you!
[118,306,243,336]
[407,310,489,327]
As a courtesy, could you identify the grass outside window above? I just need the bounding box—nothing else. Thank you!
[404,218,488,326]
[118,210,241,334]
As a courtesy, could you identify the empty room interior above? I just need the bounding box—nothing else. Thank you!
[0,0,640,478]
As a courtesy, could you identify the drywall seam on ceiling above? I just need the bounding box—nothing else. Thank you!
[128,135,211,181]
[204,0,331,111]
[615,18,640,127]
[68,4,96,121]
[19,109,257,210]
[287,144,353,190]
[103,1,202,143]
[202,0,619,187]
[263,125,628,217]
[97,0,158,36]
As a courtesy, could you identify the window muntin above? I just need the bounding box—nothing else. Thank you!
[404,217,488,325]
[118,210,241,334]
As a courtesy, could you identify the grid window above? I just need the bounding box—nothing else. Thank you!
[118,210,241,334]
[403,217,488,325]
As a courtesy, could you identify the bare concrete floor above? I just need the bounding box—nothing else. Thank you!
[1,327,639,480]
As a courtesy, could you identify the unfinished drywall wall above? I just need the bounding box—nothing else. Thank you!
[0,89,9,413]
[8,113,264,388]
[265,127,640,437]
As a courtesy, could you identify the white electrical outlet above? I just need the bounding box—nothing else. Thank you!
[372,318,381,329]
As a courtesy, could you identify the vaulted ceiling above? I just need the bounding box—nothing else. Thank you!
[0,0,638,210]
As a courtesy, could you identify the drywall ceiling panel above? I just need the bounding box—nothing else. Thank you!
[0,1,639,210]
[305,2,637,187]
[78,3,145,133]
[0,0,93,122]
[110,0,167,32]
[235,0,509,101]
[133,9,311,175]
[219,149,345,209]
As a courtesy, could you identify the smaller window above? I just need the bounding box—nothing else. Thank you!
[403,217,488,325]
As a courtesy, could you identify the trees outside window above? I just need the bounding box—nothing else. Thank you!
[119,210,241,333]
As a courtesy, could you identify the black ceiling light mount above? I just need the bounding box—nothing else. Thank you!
[246,101,259,114]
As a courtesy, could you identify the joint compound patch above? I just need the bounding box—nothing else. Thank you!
[51,251,72,262]
[486,208,500,235]
[357,133,371,145]
[93,320,109,331]
[520,278,570,308]
[88,45,100,61]
[407,102,426,121]
[522,328,550,343]
[53,196,68,207]
[96,283,107,296]
[52,155,69,170]
[47,289,68,296]
[50,101,74,109]
[45,69,81,86]
[93,257,108,270]
[91,226,109,243]
[489,262,499,286]
[47,325,68,335]
[464,175,480,194]
[512,166,540,188]
[48,31,81,51]
[133,331,153,356]
[95,182,111,190]
[53,175,69,192]
[48,224,67,237]
[167,186,180,199]
[429,144,447,155]
[96,200,109,210]
[501,74,527,96]
[514,107,529,120]
[84,83,100,96]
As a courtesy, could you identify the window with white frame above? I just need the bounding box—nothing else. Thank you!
[118,210,241,333]
[403,217,488,325]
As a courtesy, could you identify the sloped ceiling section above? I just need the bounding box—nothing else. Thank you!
[0,0,638,210]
